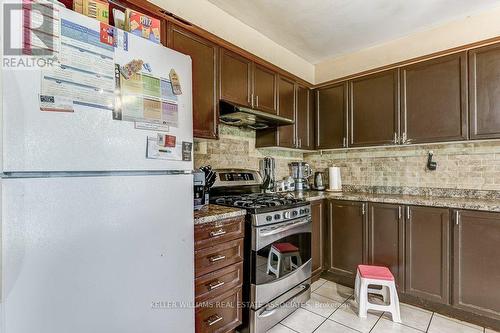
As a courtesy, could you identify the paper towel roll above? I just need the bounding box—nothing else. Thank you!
[328,167,342,191]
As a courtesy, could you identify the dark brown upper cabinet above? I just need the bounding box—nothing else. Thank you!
[405,206,450,304]
[256,81,313,149]
[453,210,500,320]
[469,43,500,140]
[350,70,399,147]
[167,24,219,139]
[316,83,348,149]
[367,203,405,289]
[296,84,314,150]
[219,49,252,107]
[277,76,296,148]
[401,52,468,144]
[253,64,277,114]
[328,200,368,286]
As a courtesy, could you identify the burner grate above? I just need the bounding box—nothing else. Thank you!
[214,193,304,209]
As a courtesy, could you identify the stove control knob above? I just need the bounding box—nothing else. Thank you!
[266,216,273,222]
[284,211,291,219]
[292,211,298,217]
[304,208,310,214]
[274,214,281,220]
[299,209,305,214]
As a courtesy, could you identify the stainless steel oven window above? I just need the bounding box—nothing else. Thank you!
[250,217,312,286]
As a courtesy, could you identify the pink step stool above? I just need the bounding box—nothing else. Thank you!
[354,264,401,323]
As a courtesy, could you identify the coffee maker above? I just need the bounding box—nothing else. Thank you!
[288,162,312,191]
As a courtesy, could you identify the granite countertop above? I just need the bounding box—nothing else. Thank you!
[292,191,500,212]
[194,204,246,225]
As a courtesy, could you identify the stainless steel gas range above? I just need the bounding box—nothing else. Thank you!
[210,169,312,333]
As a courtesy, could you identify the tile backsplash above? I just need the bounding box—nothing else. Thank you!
[304,141,500,192]
[194,125,303,179]
[194,126,500,194]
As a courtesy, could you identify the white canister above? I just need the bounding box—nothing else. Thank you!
[328,166,342,191]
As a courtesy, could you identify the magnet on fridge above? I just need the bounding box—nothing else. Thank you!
[143,62,152,72]
[169,69,182,95]
[157,133,176,148]
[120,59,144,79]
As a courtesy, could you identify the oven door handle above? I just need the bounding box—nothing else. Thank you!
[258,283,310,318]
[259,219,311,237]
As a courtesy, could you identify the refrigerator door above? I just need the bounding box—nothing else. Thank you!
[2,8,193,172]
[1,175,194,333]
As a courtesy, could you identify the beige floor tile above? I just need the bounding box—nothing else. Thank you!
[280,308,325,333]
[382,303,432,331]
[314,319,360,333]
[311,278,327,291]
[372,318,423,332]
[266,323,297,333]
[428,313,484,333]
[314,281,353,302]
[329,298,381,333]
[301,292,343,318]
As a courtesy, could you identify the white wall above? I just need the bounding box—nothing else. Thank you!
[151,0,315,83]
[315,5,500,84]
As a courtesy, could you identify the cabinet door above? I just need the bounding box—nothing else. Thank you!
[311,200,325,278]
[277,76,296,148]
[405,206,450,304]
[168,24,219,139]
[328,200,367,283]
[219,49,252,106]
[350,70,399,147]
[253,64,277,114]
[453,210,500,320]
[368,203,404,289]
[401,52,467,144]
[316,83,347,149]
[296,85,314,150]
[469,43,500,139]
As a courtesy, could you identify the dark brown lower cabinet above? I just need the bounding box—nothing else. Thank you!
[405,206,450,304]
[453,210,500,320]
[311,200,326,279]
[367,203,405,289]
[328,200,367,285]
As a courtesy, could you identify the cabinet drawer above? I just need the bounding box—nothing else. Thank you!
[196,287,242,333]
[195,217,245,250]
[195,238,244,277]
[195,262,243,302]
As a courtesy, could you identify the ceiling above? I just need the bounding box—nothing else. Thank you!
[208,0,500,63]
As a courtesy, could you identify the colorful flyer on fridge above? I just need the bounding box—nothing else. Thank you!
[40,18,115,111]
[115,64,181,127]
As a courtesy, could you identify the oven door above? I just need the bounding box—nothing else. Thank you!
[251,216,312,308]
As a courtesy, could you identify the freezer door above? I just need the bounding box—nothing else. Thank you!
[2,8,193,172]
[1,175,194,333]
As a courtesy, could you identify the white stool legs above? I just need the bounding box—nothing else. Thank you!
[355,269,401,323]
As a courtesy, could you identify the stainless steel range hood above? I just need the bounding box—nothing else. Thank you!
[219,100,294,130]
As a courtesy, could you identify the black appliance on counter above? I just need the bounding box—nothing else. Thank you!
[210,169,312,333]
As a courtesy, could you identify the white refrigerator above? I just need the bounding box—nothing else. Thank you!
[1,6,195,333]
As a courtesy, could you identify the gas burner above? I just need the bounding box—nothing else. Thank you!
[214,193,305,211]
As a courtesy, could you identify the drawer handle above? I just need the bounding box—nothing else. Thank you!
[210,229,226,237]
[208,254,226,263]
[205,314,223,326]
[207,280,225,290]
